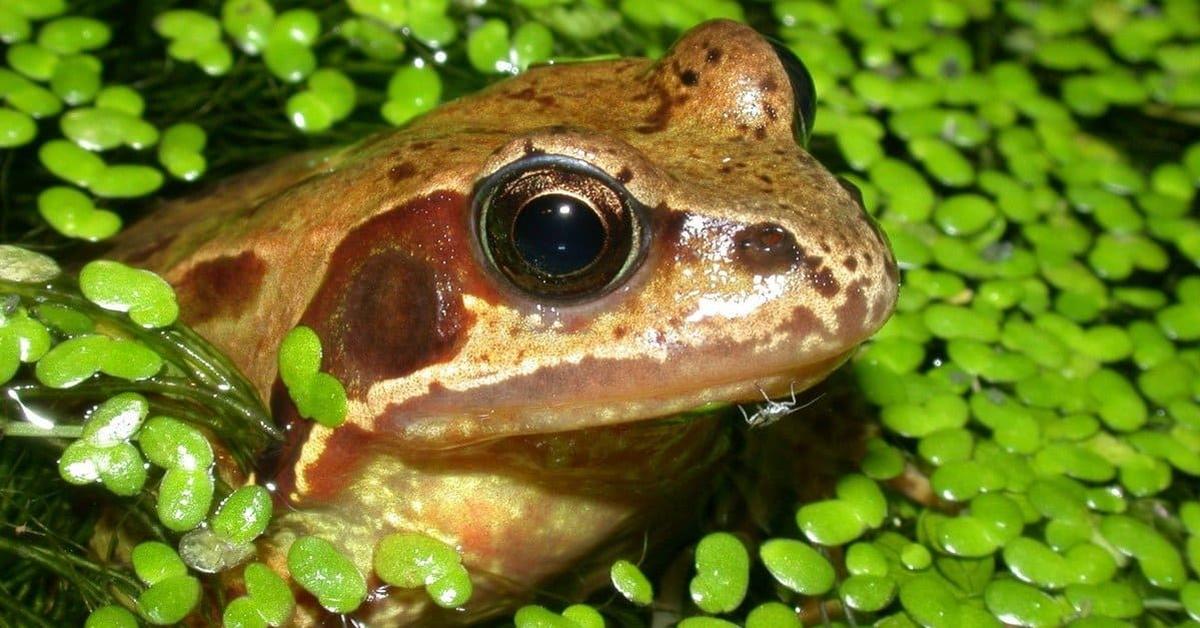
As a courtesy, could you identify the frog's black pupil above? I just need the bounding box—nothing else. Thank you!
[512,193,606,276]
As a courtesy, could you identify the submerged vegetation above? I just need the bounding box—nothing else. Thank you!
[0,0,1199,626]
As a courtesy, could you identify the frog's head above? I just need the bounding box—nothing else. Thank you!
[280,19,898,464]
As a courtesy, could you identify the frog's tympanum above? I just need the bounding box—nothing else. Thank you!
[112,20,897,625]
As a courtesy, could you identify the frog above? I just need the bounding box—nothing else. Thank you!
[110,19,898,625]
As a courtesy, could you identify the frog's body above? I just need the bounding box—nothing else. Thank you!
[111,20,896,625]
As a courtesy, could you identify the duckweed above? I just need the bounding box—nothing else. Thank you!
[374,531,471,607]
[137,574,201,625]
[744,601,800,628]
[84,606,139,628]
[287,536,366,614]
[278,325,348,427]
[610,559,653,606]
[210,485,272,544]
[139,416,213,471]
[237,563,295,626]
[689,532,749,613]
[154,9,231,76]
[36,185,120,241]
[156,467,215,532]
[158,122,207,180]
[37,16,109,54]
[222,0,273,55]
[35,334,163,388]
[760,538,834,595]
[131,541,187,586]
[0,244,59,283]
[1099,515,1187,590]
[89,164,165,199]
[514,605,595,628]
[79,392,147,446]
[382,65,441,126]
[79,260,178,328]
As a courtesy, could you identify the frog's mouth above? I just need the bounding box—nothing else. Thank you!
[371,346,858,450]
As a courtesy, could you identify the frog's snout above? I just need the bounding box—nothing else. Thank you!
[731,222,804,275]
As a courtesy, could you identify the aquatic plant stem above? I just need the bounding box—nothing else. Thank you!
[0,420,82,438]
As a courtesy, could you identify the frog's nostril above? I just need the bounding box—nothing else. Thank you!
[732,222,803,274]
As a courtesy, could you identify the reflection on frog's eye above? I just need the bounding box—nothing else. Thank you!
[768,40,817,148]
[474,155,645,301]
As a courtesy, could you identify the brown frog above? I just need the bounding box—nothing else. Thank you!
[112,19,897,625]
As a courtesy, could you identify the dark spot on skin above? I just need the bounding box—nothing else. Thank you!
[613,326,627,340]
[761,77,779,93]
[864,252,874,266]
[705,48,722,64]
[820,239,832,253]
[297,192,482,398]
[781,304,822,340]
[843,256,858,272]
[757,174,773,185]
[718,165,732,175]
[731,223,803,275]
[547,124,571,135]
[523,140,544,156]
[802,254,840,298]
[388,162,416,182]
[536,96,556,107]
[837,281,869,336]
[174,251,267,325]
[754,126,767,140]
[636,84,674,134]
[656,207,699,264]
[680,69,699,86]
[616,167,634,184]
[410,140,434,150]
[765,104,778,121]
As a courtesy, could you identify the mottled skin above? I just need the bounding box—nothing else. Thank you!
[111,21,897,625]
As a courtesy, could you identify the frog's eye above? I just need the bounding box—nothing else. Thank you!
[768,41,817,147]
[474,155,646,301]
